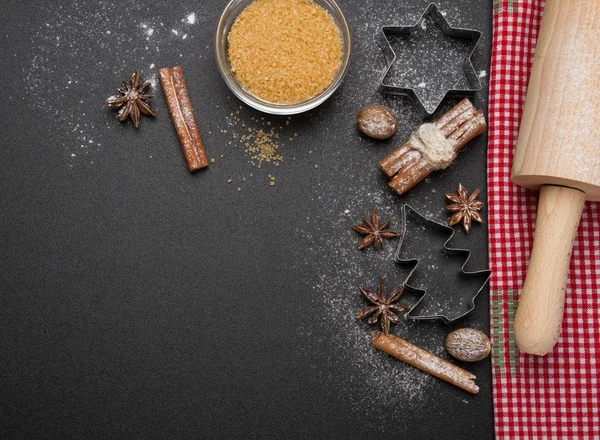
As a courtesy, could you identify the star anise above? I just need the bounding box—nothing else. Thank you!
[445,183,484,233]
[357,278,408,334]
[107,70,156,128]
[352,210,400,250]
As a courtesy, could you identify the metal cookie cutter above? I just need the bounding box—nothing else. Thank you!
[395,205,491,323]
[378,3,482,118]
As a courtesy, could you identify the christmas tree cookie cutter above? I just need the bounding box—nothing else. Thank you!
[377,3,482,118]
[395,205,491,323]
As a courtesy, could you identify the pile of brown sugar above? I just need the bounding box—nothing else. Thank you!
[224,106,295,168]
[227,0,343,104]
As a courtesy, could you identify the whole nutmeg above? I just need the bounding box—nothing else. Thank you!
[357,105,398,140]
[445,328,491,362]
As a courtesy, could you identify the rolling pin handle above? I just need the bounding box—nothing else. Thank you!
[513,185,586,356]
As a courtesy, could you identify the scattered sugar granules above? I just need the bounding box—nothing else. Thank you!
[224,108,294,169]
[227,0,342,104]
[243,128,284,168]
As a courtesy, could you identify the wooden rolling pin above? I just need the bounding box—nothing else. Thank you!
[512,0,600,355]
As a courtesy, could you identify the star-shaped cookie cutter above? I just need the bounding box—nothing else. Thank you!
[395,205,491,324]
[378,3,482,118]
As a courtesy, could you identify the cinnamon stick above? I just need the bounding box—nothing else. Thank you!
[433,97,475,136]
[388,161,434,196]
[379,145,421,178]
[379,98,486,196]
[159,66,209,172]
[371,331,479,394]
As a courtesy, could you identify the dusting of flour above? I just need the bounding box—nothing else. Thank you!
[291,0,486,428]
[23,1,203,166]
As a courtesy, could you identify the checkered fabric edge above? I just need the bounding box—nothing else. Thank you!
[488,0,600,438]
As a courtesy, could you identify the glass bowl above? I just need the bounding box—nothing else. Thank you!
[215,0,352,115]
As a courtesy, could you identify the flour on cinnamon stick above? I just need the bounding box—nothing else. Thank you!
[159,66,209,172]
[371,331,479,394]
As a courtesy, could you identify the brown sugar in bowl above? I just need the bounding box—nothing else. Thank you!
[216,0,351,115]
[228,0,343,105]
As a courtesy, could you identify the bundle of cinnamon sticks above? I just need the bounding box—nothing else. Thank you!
[380,98,487,196]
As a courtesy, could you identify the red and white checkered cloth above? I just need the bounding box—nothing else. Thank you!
[488,0,600,438]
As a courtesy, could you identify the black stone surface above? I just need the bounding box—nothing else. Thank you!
[0,0,493,438]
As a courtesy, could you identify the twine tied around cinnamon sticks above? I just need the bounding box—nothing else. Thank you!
[408,124,459,169]
[380,98,487,196]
